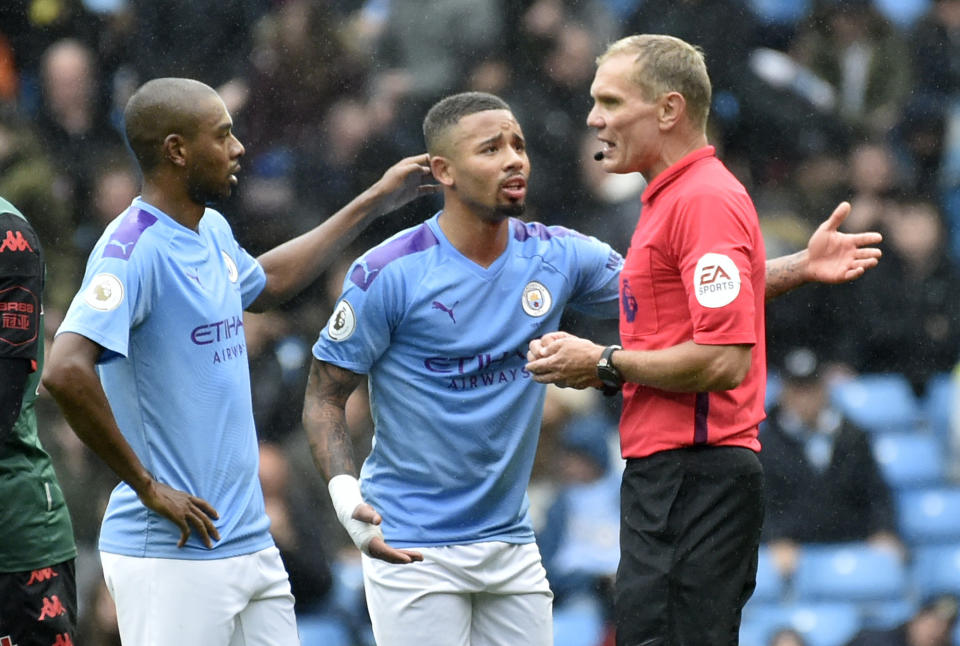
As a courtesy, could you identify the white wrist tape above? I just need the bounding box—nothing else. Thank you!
[328,474,383,555]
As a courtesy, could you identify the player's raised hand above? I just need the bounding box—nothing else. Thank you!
[138,480,220,548]
[368,153,440,217]
[805,201,883,284]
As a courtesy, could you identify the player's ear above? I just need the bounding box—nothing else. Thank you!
[163,133,188,168]
[430,155,455,187]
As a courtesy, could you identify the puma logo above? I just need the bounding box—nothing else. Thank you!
[108,239,134,255]
[432,300,459,323]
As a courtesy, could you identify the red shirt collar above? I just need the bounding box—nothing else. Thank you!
[641,145,716,206]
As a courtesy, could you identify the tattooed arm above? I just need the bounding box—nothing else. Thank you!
[302,358,365,480]
[765,201,882,301]
[301,358,422,564]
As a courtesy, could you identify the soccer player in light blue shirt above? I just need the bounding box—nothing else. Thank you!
[303,92,622,646]
[43,77,436,646]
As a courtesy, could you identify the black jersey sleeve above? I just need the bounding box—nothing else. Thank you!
[0,211,42,363]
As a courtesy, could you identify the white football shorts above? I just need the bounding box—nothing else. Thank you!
[362,541,554,646]
[101,546,299,645]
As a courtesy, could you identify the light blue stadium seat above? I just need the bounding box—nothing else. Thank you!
[553,594,606,646]
[741,601,862,646]
[830,373,921,434]
[857,598,917,630]
[873,0,931,28]
[793,543,907,603]
[912,543,960,597]
[898,487,960,545]
[872,432,946,490]
[747,0,812,24]
[921,372,955,442]
[753,546,785,603]
[297,613,353,646]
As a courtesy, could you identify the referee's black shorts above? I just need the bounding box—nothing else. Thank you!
[615,446,764,646]
[0,558,77,646]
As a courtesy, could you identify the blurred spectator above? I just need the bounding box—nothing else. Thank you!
[510,23,601,223]
[0,105,77,310]
[836,196,960,395]
[241,0,368,158]
[245,311,311,444]
[758,347,902,577]
[844,594,959,646]
[126,0,266,91]
[843,140,904,232]
[34,38,122,229]
[369,0,504,149]
[538,412,620,615]
[259,442,333,615]
[75,148,139,257]
[770,628,810,646]
[793,0,911,137]
[910,0,960,99]
[890,95,948,199]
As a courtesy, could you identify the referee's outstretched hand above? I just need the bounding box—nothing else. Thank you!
[353,503,424,565]
[139,480,221,549]
[804,200,883,284]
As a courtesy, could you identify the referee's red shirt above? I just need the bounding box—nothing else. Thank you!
[619,146,766,459]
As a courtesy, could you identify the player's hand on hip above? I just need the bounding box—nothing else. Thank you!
[139,480,221,548]
[366,536,424,564]
[351,503,423,564]
[370,153,440,216]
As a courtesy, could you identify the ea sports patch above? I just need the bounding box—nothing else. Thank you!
[694,253,740,308]
[222,251,239,283]
[327,300,356,341]
[521,281,552,317]
[84,273,124,311]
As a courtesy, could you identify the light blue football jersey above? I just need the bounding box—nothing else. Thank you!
[57,198,272,559]
[313,212,622,548]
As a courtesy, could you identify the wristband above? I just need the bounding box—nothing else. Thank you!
[328,474,383,555]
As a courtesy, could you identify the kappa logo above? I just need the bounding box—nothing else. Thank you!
[26,568,58,585]
[694,253,740,308]
[327,300,356,341]
[84,273,124,311]
[37,595,66,621]
[431,300,459,323]
[521,281,552,317]
[0,230,33,253]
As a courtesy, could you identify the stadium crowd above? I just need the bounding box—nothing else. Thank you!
[3,0,960,644]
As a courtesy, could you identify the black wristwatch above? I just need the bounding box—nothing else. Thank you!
[596,344,623,396]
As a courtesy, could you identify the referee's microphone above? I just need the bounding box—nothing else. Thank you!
[593,151,604,161]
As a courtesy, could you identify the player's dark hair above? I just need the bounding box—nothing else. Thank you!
[123,78,214,172]
[422,92,511,155]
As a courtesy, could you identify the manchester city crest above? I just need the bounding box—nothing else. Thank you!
[521,281,552,317]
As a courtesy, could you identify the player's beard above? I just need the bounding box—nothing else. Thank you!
[496,201,525,218]
[187,170,233,206]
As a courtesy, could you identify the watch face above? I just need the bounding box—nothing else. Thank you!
[597,346,623,388]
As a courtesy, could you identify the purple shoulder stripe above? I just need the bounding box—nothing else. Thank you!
[349,223,439,291]
[103,208,158,260]
[512,220,588,242]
